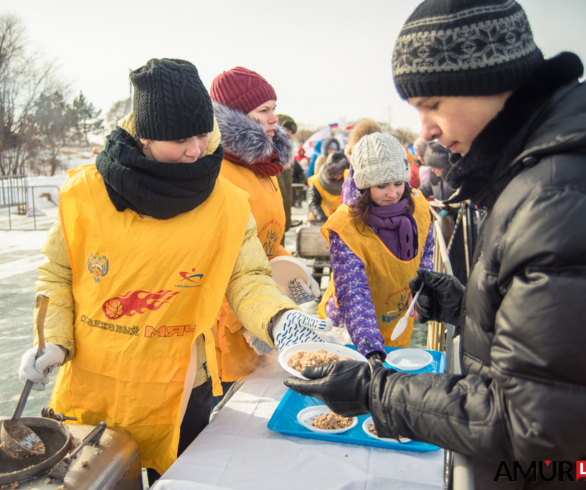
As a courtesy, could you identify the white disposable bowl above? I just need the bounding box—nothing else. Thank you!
[269,256,310,295]
[297,406,357,434]
[362,417,411,443]
[385,349,433,372]
[279,342,368,379]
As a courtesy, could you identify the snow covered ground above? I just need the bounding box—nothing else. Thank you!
[0,230,55,417]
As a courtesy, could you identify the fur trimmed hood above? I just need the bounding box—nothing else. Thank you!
[213,102,294,170]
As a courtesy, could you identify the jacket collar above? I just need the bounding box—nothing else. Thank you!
[213,101,293,169]
[446,52,584,209]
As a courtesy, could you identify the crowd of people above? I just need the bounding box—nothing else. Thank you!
[16,0,586,487]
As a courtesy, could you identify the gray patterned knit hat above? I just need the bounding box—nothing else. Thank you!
[130,58,214,141]
[351,133,410,190]
[392,0,544,99]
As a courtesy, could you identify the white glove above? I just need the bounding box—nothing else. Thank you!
[19,342,65,391]
[287,276,321,305]
[272,310,333,351]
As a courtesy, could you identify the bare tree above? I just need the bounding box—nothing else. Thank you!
[105,97,131,132]
[389,127,419,147]
[34,91,75,175]
[0,14,58,175]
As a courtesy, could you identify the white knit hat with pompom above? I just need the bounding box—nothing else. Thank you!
[351,132,410,190]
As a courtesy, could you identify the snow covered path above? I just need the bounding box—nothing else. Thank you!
[0,229,54,417]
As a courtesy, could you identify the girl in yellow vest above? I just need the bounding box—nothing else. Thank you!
[318,132,434,360]
[209,67,321,386]
[307,152,350,222]
[17,59,331,484]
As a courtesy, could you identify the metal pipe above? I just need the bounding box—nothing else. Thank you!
[429,204,474,489]
[32,188,37,230]
[433,220,454,275]
[447,206,464,255]
[462,204,471,279]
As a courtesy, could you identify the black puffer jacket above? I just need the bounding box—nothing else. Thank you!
[307,183,328,222]
[370,53,586,488]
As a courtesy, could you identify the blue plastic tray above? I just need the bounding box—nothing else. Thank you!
[268,347,444,453]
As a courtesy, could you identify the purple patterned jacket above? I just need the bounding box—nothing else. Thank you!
[325,167,434,358]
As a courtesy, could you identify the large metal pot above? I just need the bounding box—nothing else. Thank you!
[0,417,142,489]
[0,416,70,484]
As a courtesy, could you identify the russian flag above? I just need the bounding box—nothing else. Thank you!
[328,122,339,129]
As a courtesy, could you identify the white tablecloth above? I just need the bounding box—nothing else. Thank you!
[154,352,444,490]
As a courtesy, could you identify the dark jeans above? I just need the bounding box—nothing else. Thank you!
[147,379,213,486]
[210,380,235,412]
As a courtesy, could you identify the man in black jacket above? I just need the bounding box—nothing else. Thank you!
[285,0,586,487]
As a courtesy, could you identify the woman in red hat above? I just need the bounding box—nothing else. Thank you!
[210,67,321,387]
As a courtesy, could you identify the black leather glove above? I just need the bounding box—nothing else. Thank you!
[409,269,465,326]
[283,359,386,417]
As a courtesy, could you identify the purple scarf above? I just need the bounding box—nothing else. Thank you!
[366,200,418,261]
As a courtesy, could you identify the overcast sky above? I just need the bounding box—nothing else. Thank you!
[3,0,585,134]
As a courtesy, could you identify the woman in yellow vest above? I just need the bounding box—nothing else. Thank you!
[307,151,350,222]
[17,59,331,485]
[318,132,434,360]
[209,67,321,386]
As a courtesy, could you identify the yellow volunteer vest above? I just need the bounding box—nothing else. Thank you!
[216,159,288,381]
[220,159,286,259]
[318,191,431,347]
[307,174,343,219]
[51,164,250,475]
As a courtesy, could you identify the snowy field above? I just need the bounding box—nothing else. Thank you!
[0,229,55,417]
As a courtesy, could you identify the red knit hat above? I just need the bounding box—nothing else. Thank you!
[210,66,277,114]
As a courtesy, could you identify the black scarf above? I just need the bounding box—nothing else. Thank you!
[96,127,223,220]
[446,52,584,210]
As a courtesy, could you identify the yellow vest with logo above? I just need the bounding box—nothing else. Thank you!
[220,159,287,259]
[318,191,431,347]
[307,174,343,219]
[51,164,250,475]
[215,159,289,381]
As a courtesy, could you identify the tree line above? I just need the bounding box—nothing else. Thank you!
[0,14,104,176]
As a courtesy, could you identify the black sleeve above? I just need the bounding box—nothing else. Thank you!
[292,161,305,183]
[418,180,433,198]
[307,184,327,222]
[370,173,586,466]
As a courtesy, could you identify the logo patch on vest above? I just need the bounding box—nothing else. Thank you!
[258,220,283,258]
[87,253,109,283]
[176,269,204,288]
[81,314,139,336]
[381,292,409,324]
[102,290,180,319]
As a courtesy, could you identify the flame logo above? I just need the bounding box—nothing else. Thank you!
[102,290,180,319]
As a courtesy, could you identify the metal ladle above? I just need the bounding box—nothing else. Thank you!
[1,294,49,459]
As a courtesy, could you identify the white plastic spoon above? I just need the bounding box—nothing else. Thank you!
[391,284,424,341]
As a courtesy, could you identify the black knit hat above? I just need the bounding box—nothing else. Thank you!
[423,142,451,169]
[130,58,214,140]
[323,152,350,179]
[392,0,544,99]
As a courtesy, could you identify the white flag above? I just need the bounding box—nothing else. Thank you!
[302,127,332,159]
